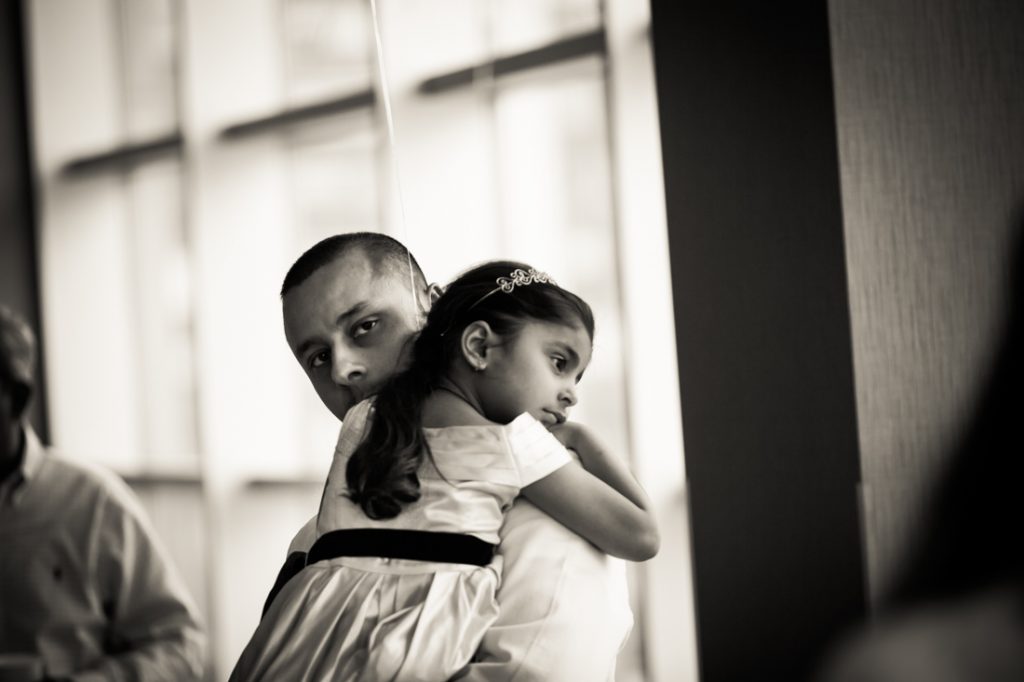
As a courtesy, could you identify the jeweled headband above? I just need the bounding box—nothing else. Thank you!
[438,268,559,337]
[495,268,557,293]
[440,262,552,321]
[471,267,558,307]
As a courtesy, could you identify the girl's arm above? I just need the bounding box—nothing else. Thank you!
[520,423,659,561]
[551,422,654,511]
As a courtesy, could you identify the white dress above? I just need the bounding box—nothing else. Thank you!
[230,400,572,682]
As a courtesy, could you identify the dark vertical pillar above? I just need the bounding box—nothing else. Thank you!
[1,0,49,440]
[648,2,865,679]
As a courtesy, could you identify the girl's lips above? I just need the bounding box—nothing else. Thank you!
[544,410,567,424]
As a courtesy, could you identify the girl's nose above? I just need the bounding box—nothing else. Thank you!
[559,386,578,407]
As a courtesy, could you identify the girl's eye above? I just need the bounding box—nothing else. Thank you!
[551,355,567,372]
[310,350,330,369]
[353,319,379,338]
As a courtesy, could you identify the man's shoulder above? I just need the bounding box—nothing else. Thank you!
[287,514,319,554]
[42,450,148,519]
[45,449,124,488]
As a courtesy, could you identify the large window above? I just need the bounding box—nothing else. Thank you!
[24,0,691,678]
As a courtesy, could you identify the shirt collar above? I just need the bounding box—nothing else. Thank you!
[1,426,44,506]
[20,426,46,483]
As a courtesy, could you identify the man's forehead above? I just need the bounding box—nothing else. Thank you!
[282,251,412,340]
[293,250,399,300]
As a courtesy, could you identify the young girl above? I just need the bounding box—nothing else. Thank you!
[231,261,659,681]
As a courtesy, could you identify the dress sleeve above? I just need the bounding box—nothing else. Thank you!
[334,399,373,458]
[317,399,374,535]
[505,414,573,487]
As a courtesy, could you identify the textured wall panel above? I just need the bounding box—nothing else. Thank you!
[829,0,1024,602]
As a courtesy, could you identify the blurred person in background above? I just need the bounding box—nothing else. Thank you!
[0,305,206,681]
[818,211,1024,681]
[255,233,635,681]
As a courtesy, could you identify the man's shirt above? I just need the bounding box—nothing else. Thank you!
[0,428,206,681]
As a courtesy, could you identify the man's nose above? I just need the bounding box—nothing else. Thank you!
[331,354,367,387]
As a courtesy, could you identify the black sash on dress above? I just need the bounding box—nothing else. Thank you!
[306,528,496,567]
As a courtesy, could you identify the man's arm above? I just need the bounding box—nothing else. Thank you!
[261,515,318,618]
[73,477,206,682]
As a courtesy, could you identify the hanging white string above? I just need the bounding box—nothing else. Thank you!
[367,0,420,320]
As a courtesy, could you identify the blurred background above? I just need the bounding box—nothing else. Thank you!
[3,1,1023,681]
[4,0,691,679]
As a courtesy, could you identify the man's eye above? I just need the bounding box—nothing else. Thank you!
[352,319,379,338]
[551,355,566,372]
[309,350,330,369]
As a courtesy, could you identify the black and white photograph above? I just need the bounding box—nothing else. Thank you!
[1,1,1022,680]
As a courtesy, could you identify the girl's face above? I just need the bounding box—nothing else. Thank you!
[476,319,592,426]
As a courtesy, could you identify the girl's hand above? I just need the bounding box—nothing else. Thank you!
[546,422,583,463]
[523,420,660,561]
[546,421,583,451]
[547,422,612,470]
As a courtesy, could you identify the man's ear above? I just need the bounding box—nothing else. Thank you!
[460,321,496,371]
[417,283,443,319]
[426,283,444,306]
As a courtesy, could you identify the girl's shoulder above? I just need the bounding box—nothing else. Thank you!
[421,410,568,488]
[423,410,554,456]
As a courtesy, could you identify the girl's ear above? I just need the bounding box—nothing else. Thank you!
[460,320,496,371]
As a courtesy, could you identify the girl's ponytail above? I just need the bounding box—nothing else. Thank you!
[344,330,442,519]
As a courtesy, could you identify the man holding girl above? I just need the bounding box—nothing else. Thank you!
[249,232,646,680]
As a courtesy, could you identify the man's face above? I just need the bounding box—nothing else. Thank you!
[283,250,427,421]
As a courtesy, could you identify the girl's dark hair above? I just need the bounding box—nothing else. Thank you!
[345,260,595,519]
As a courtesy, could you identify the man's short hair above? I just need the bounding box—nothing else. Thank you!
[0,305,36,391]
[280,232,427,298]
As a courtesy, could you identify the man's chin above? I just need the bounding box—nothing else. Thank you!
[325,394,359,422]
[326,389,380,422]
[328,404,353,422]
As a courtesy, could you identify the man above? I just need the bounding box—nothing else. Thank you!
[0,305,206,681]
[268,232,633,680]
